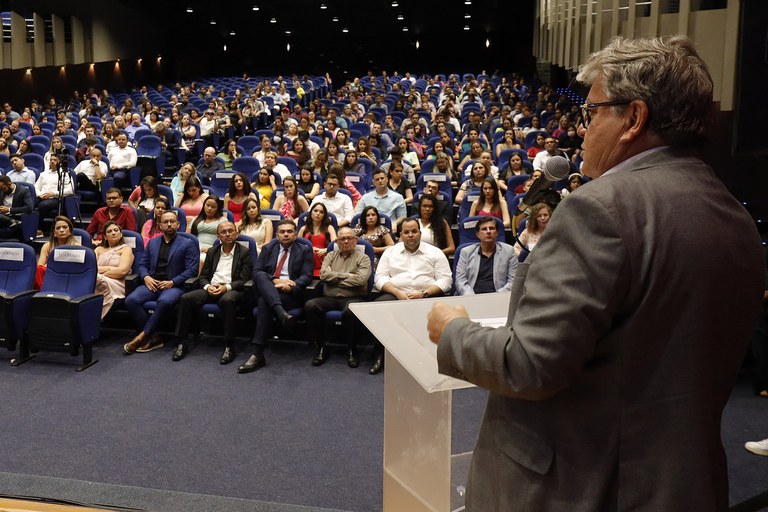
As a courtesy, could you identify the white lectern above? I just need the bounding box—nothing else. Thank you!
[350,292,510,512]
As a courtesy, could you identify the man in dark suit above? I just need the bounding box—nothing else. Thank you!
[428,36,765,511]
[124,210,199,354]
[172,221,253,364]
[238,219,313,373]
[0,175,33,240]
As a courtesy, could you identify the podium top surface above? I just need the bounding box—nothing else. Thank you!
[350,292,511,393]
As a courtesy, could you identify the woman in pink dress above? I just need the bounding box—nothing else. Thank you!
[140,197,171,247]
[94,221,134,319]
[272,176,309,222]
[177,176,208,219]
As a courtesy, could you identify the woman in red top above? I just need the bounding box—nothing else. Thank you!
[298,202,337,277]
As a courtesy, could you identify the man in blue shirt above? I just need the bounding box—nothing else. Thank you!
[354,169,407,227]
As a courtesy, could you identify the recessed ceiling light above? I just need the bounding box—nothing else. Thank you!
[464,25,470,30]
[285,30,291,35]
[465,14,471,18]
[392,1,398,6]
[186,7,193,13]
[342,28,349,33]
[397,14,404,20]
[224,45,227,51]
[465,0,471,4]
[230,31,236,36]
[415,40,420,49]
[485,38,490,48]
[252,5,259,10]
[320,3,327,8]
[270,18,277,23]
[402,26,408,32]
[332,17,339,22]
[287,43,291,51]
[210,20,216,25]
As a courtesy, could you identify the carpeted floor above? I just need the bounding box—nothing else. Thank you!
[1,328,767,512]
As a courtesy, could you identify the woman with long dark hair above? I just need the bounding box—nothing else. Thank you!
[298,202,337,277]
[223,172,257,222]
[415,194,455,256]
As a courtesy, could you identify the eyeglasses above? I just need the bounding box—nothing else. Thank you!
[580,100,631,128]
[105,196,121,201]
[337,236,356,242]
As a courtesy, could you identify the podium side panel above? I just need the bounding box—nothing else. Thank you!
[383,352,451,512]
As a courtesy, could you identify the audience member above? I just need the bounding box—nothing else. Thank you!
[94,221,134,319]
[309,174,353,227]
[353,205,394,269]
[237,197,273,251]
[35,215,78,289]
[7,154,37,185]
[238,220,313,374]
[124,210,199,354]
[86,188,137,245]
[173,221,253,363]
[454,217,517,295]
[34,154,75,234]
[141,197,171,247]
[304,226,372,367]
[0,175,32,240]
[298,203,337,277]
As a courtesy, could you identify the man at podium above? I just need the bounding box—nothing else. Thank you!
[427,36,764,511]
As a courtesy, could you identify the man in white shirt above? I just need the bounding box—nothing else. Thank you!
[73,147,108,192]
[309,174,353,227]
[199,109,216,148]
[532,137,569,171]
[7,154,37,185]
[108,131,138,189]
[34,154,75,233]
[368,217,452,373]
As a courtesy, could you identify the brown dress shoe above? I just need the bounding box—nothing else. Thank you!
[123,334,145,354]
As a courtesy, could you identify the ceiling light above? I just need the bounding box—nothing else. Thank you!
[210,20,216,25]
[287,43,291,51]
[485,38,490,48]
[392,1,398,6]
[224,45,227,51]
[342,28,349,33]
[252,5,259,10]
[270,17,276,23]
[230,31,236,36]
[402,27,408,32]
[465,0,471,4]
[465,14,471,18]
[332,17,339,22]
[320,3,327,8]
[464,25,470,31]
[285,30,291,35]
[397,14,404,20]
[415,40,420,49]
[186,7,193,13]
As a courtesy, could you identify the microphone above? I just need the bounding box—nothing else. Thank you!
[515,155,570,214]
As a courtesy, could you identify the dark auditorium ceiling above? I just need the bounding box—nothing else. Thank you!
[125,0,536,76]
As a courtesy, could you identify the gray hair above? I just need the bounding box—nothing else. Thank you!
[576,35,713,147]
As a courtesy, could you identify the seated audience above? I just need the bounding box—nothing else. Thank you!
[124,210,199,354]
[309,174,353,227]
[35,215,79,289]
[238,220,313,374]
[34,154,75,234]
[7,154,37,185]
[304,226,372,368]
[86,188,137,246]
[189,194,228,260]
[353,206,394,269]
[173,221,253,363]
[237,197,274,251]
[177,176,208,218]
[371,218,453,373]
[415,194,455,256]
[140,197,171,247]
[298,203,337,278]
[354,169,407,227]
[223,172,258,222]
[94,221,134,319]
[514,202,552,257]
[454,217,517,295]
[469,177,511,228]
[0,175,33,240]
[272,176,309,222]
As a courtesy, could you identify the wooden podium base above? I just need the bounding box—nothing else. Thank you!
[0,497,112,512]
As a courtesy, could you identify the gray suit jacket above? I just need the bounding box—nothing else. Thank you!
[454,241,517,295]
[438,147,764,511]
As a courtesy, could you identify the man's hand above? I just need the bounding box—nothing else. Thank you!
[143,276,159,292]
[273,278,295,293]
[427,302,469,344]
[207,284,226,296]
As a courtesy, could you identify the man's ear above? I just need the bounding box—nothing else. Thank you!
[619,99,650,143]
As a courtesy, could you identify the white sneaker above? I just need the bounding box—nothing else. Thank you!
[744,438,768,456]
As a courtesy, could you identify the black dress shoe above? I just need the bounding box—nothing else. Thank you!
[172,344,187,361]
[220,346,235,365]
[281,314,297,330]
[312,345,327,366]
[238,354,265,373]
[347,348,359,368]
[369,354,384,375]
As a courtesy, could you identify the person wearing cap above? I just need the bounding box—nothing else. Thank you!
[280,107,297,126]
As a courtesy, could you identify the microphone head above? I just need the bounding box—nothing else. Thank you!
[543,155,571,181]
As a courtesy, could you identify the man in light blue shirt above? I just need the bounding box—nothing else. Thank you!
[355,169,407,226]
[7,154,37,185]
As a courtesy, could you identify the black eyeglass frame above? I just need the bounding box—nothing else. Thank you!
[580,100,632,127]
